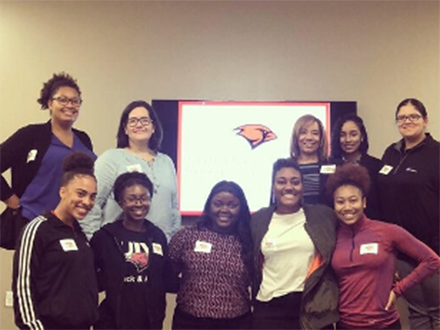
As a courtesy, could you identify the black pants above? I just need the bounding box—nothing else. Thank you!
[397,257,439,330]
[337,319,401,330]
[43,320,91,330]
[172,307,252,330]
[252,292,302,330]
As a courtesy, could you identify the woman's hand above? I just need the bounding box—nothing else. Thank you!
[385,290,396,311]
[4,194,20,209]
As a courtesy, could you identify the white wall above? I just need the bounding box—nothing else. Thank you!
[1,1,438,329]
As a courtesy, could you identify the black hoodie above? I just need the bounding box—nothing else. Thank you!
[90,219,173,329]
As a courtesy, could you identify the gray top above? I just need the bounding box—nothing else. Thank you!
[80,148,181,240]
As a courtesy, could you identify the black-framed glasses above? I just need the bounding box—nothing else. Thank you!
[396,114,422,124]
[122,195,151,205]
[127,117,153,127]
[52,96,82,107]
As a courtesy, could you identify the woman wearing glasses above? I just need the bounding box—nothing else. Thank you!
[82,100,180,240]
[378,98,440,329]
[90,172,171,329]
[0,72,95,249]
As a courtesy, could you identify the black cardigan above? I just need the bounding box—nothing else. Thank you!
[0,120,93,201]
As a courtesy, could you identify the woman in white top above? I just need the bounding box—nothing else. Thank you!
[250,158,338,330]
[81,100,181,240]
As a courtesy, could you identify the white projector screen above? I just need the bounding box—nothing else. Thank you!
[177,101,330,215]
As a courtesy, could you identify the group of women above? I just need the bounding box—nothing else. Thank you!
[1,72,439,330]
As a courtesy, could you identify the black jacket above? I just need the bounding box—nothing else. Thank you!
[90,220,171,329]
[378,133,439,254]
[250,204,339,330]
[0,120,93,201]
[12,212,98,330]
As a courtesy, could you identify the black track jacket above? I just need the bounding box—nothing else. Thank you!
[12,212,98,330]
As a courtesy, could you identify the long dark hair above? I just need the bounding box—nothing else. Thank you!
[330,114,369,160]
[199,180,253,278]
[116,100,163,152]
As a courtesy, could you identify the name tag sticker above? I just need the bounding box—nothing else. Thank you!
[194,240,212,253]
[264,239,277,249]
[320,164,336,174]
[126,164,143,173]
[360,243,378,255]
[59,239,78,252]
[152,243,163,256]
[379,165,393,175]
[27,149,38,163]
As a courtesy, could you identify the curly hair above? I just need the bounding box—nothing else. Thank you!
[37,72,81,110]
[116,100,163,152]
[113,172,154,204]
[290,114,328,162]
[60,151,95,186]
[198,180,254,278]
[396,98,428,119]
[330,114,369,160]
[325,163,370,201]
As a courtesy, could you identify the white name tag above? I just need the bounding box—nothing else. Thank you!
[360,243,378,255]
[379,165,393,175]
[27,149,38,163]
[126,164,143,173]
[320,164,336,174]
[264,239,277,249]
[194,240,212,253]
[59,239,78,252]
[152,243,163,256]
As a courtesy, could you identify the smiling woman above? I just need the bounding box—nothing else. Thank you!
[329,114,383,220]
[251,158,339,330]
[168,181,253,330]
[326,163,440,330]
[378,98,440,329]
[290,115,330,205]
[80,100,181,241]
[12,151,99,330]
[90,171,171,329]
[0,72,95,249]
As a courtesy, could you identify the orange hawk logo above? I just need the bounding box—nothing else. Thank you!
[235,124,277,149]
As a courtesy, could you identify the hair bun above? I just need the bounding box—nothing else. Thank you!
[62,151,94,173]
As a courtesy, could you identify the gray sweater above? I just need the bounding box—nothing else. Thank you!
[80,148,181,240]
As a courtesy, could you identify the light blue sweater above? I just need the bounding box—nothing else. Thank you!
[80,148,181,240]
